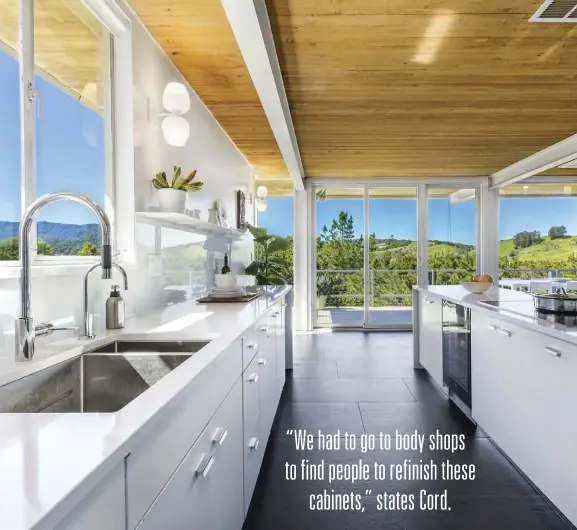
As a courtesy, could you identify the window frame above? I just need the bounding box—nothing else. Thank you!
[0,0,134,271]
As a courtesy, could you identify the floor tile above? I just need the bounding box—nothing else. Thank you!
[272,401,365,438]
[359,400,484,438]
[293,361,339,379]
[287,378,416,403]
[337,361,417,379]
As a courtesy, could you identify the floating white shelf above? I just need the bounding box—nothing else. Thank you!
[136,211,246,238]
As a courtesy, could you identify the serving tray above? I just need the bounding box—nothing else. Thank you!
[196,293,261,304]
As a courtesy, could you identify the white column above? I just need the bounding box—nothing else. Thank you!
[293,187,312,330]
[479,180,500,280]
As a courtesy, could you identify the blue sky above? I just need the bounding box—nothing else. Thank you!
[0,50,104,228]
[259,196,577,244]
[3,47,577,244]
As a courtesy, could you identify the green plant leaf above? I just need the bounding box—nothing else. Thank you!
[182,170,197,186]
[247,224,268,239]
[267,236,289,253]
[245,261,265,275]
[183,181,203,192]
[255,235,273,246]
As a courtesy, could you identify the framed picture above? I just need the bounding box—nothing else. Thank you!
[236,190,247,230]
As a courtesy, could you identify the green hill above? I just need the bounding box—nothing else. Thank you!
[374,236,577,264]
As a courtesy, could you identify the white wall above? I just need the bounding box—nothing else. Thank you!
[0,6,255,370]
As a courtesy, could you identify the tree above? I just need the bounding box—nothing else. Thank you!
[323,211,355,242]
[78,241,99,256]
[0,237,51,260]
[38,239,52,256]
[548,225,567,240]
[513,230,543,249]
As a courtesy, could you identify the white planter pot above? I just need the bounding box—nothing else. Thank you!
[317,295,327,310]
[157,188,187,213]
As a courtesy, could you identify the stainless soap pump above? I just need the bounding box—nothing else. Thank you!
[105,285,125,330]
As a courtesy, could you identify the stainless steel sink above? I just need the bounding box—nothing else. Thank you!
[0,340,210,413]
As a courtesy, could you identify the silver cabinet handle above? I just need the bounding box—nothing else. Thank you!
[248,437,259,450]
[246,341,258,349]
[194,454,214,477]
[545,346,562,357]
[259,326,267,332]
[258,358,267,365]
[425,299,434,304]
[488,324,498,331]
[248,373,259,383]
[498,328,512,337]
[211,428,228,446]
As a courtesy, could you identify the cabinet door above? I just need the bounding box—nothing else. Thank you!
[243,413,262,515]
[259,318,278,444]
[275,301,286,401]
[418,293,443,386]
[137,379,244,530]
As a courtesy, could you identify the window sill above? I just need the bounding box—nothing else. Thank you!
[0,261,137,280]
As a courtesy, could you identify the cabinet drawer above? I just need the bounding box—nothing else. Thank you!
[137,379,244,530]
[55,463,125,530]
[243,354,261,427]
[243,413,262,515]
[127,339,242,529]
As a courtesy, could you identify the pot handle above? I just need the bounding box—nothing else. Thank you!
[556,287,568,296]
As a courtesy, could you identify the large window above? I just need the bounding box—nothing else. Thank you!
[0,0,117,262]
[499,181,577,282]
[0,1,21,261]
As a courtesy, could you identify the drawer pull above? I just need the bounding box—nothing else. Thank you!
[545,346,562,357]
[259,326,267,332]
[498,328,512,337]
[248,437,259,450]
[211,428,228,446]
[248,373,259,383]
[258,358,267,365]
[194,454,215,478]
[425,299,435,304]
[246,341,258,349]
[488,324,498,332]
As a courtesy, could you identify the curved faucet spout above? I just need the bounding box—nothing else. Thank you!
[16,192,114,360]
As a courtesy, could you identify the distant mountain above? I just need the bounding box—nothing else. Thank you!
[0,221,100,242]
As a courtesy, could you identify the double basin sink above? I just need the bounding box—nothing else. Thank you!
[0,340,210,414]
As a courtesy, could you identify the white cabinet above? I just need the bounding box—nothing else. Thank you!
[274,300,286,401]
[136,378,244,530]
[472,312,577,526]
[56,463,125,530]
[418,292,444,387]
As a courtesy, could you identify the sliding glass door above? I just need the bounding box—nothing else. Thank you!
[315,188,365,327]
[365,187,417,328]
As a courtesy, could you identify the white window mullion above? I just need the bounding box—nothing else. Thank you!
[19,0,37,261]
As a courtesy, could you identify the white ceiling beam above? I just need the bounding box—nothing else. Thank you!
[490,133,577,188]
[220,0,305,190]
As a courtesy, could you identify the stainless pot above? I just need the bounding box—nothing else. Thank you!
[535,309,577,326]
[532,288,577,314]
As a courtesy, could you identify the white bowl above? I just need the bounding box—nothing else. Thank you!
[215,274,237,289]
[461,281,493,294]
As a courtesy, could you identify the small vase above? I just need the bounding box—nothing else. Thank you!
[317,295,327,310]
[157,188,187,213]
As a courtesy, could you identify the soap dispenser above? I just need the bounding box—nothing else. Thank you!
[106,285,125,330]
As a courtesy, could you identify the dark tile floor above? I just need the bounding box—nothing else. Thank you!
[243,331,571,530]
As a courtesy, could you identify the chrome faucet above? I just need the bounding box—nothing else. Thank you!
[81,262,128,339]
[16,192,113,361]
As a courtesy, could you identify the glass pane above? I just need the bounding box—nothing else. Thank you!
[428,188,476,285]
[257,197,294,284]
[367,187,416,327]
[34,0,108,257]
[499,182,577,288]
[0,1,20,260]
[315,188,364,327]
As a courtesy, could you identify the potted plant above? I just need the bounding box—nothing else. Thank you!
[316,273,340,310]
[244,224,290,285]
[152,166,203,213]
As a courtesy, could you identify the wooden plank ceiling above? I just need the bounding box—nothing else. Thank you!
[127,0,289,180]
[266,0,577,178]
[0,0,104,109]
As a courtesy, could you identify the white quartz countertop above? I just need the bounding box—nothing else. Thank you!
[0,286,291,530]
[414,285,577,344]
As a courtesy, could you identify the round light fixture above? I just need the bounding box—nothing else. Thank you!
[162,115,190,147]
[256,198,268,212]
[162,82,190,114]
[256,185,269,199]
